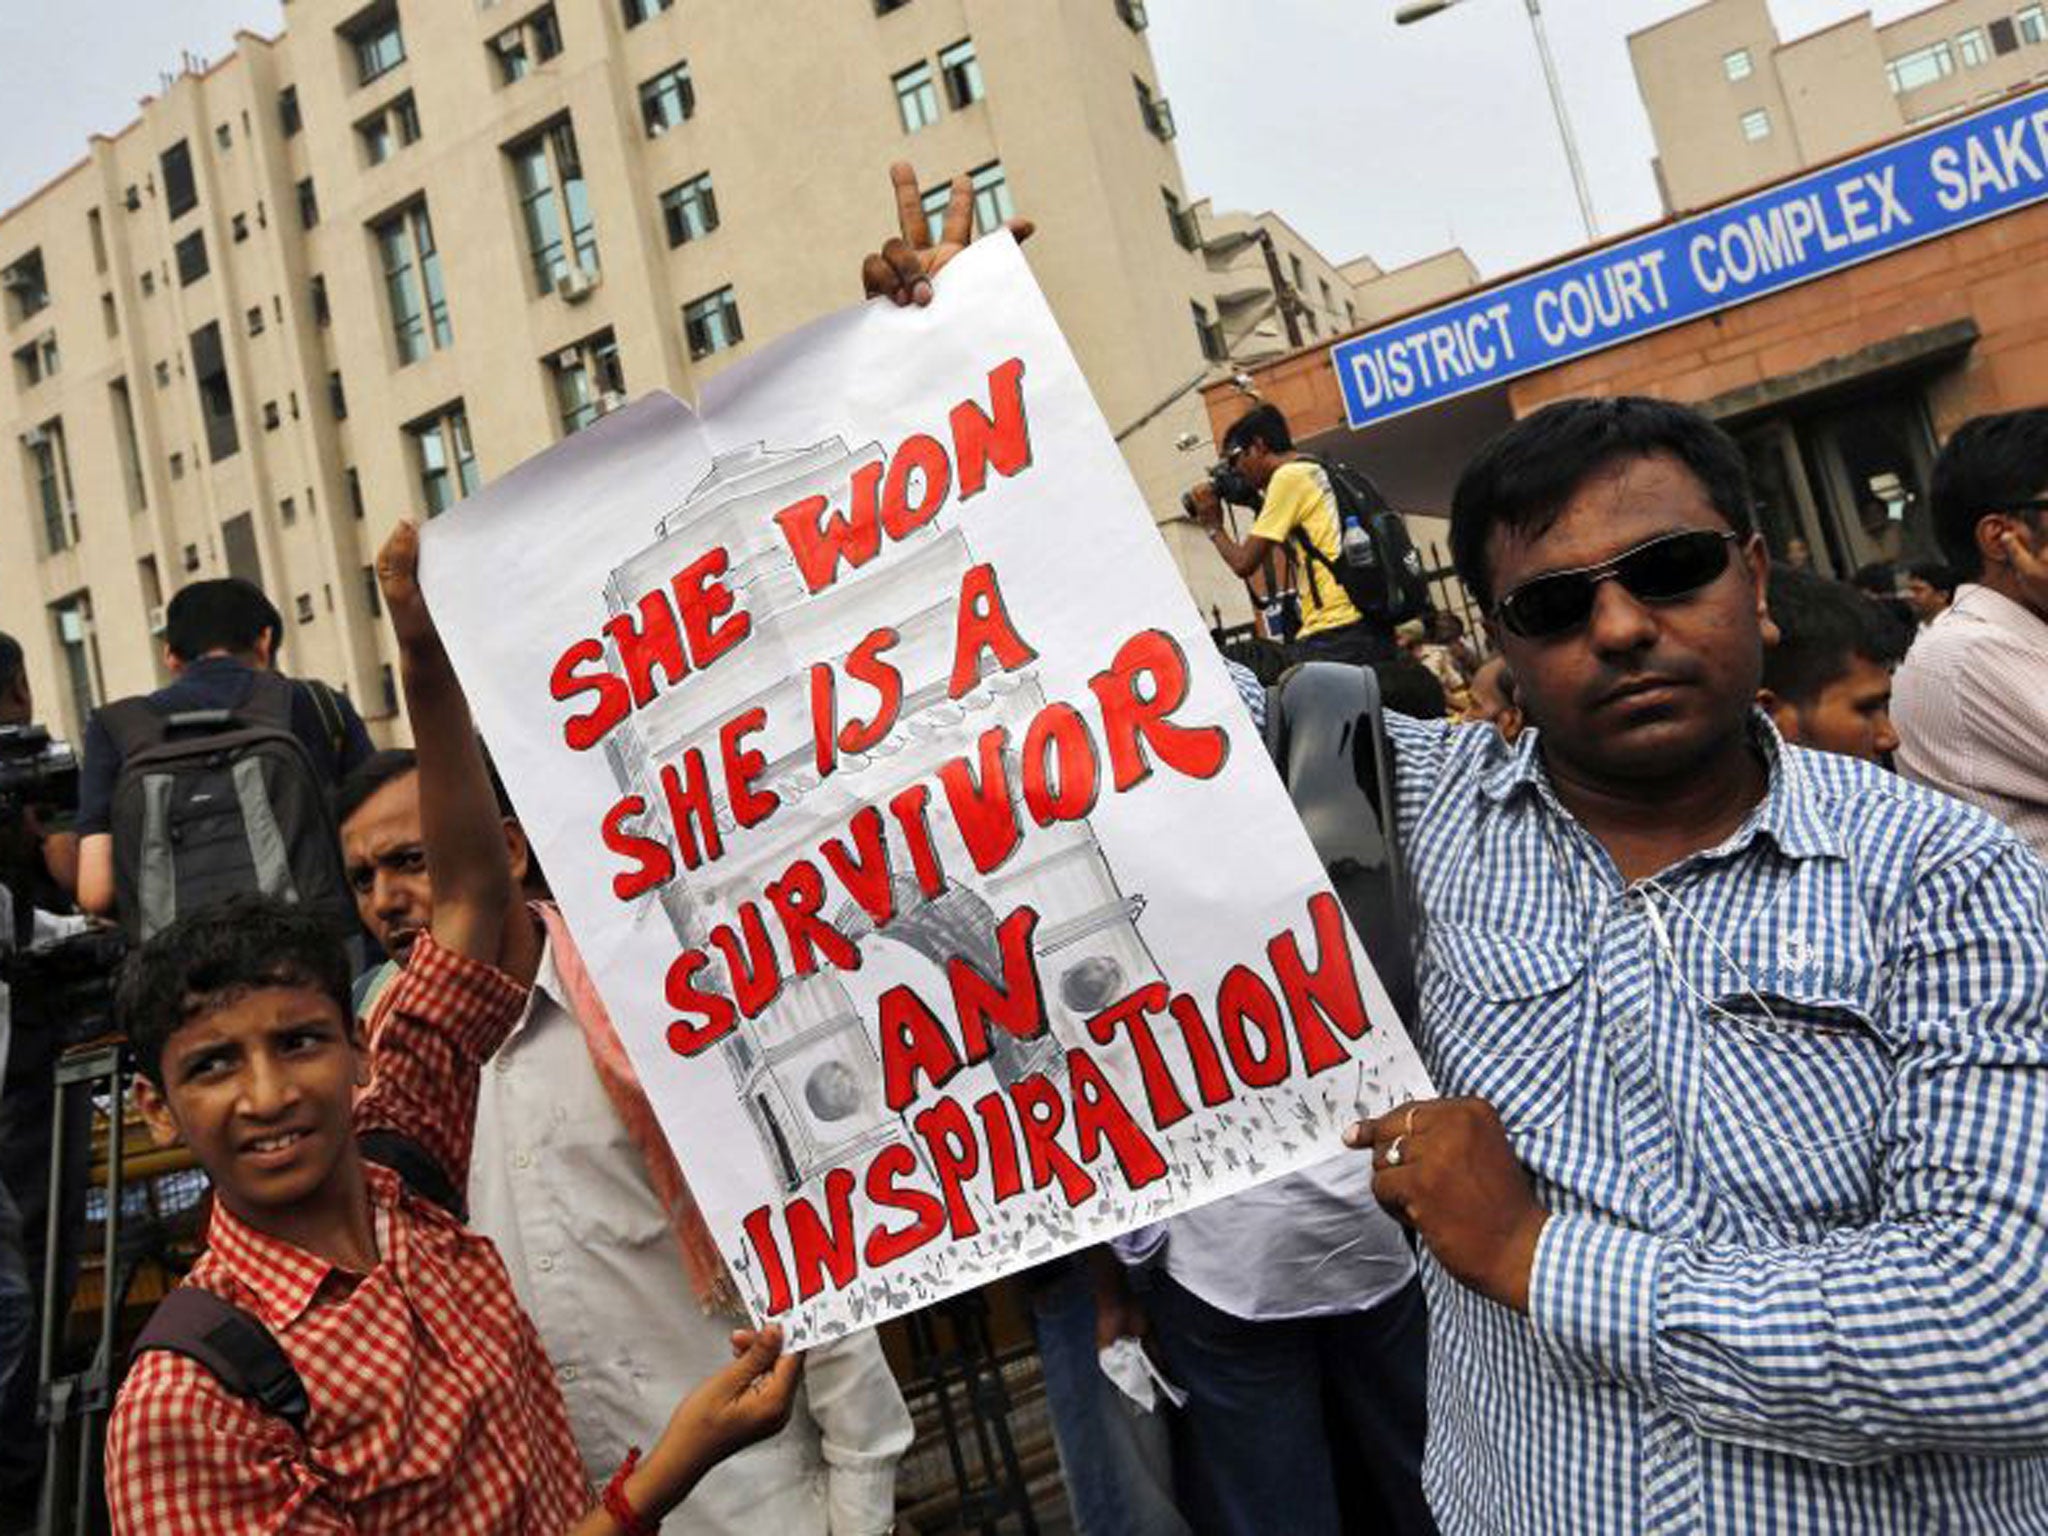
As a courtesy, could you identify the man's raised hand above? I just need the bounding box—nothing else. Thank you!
[861,161,1034,306]
[375,520,434,651]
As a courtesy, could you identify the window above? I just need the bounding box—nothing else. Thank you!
[12,333,58,388]
[1885,39,1955,93]
[1192,301,1224,363]
[508,119,598,293]
[1290,253,1307,293]
[263,400,281,431]
[1163,188,1198,250]
[295,593,315,625]
[26,421,78,553]
[87,208,107,272]
[298,177,320,229]
[660,172,719,245]
[231,212,249,243]
[640,61,695,135]
[623,0,673,22]
[1959,27,1990,66]
[2,249,49,321]
[246,304,266,336]
[363,565,382,617]
[493,5,562,84]
[2022,6,2047,45]
[329,370,348,420]
[346,467,365,518]
[110,378,147,512]
[358,92,420,163]
[280,494,297,527]
[1739,107,1771,141]
[161,140,198,218]
[939,39,983,109]
[683,286,742,359]
[894,61,939,132]
[1723,48,1752,81]
[175,230,209,287]
[875,0,911,12]
[48,592,102,736]
[216,122,233,151]
[169,451,185,479]
[1134,77,1174,140]
[140,268,156,298]
[374,200,453,364]
[191,322,238,462]
[969,162,1013,234]
[311,274,330,327]
[279,85,302,136]
[154,359,171,388]
[548,329,626,434]
[920,181,951,243]
[1116,0,1148,30]
[409,403,479,514]
[344,3,406,86]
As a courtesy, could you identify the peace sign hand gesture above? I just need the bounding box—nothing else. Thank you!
[861,161,1035,307]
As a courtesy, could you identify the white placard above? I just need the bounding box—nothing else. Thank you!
[421,237,1432,1345]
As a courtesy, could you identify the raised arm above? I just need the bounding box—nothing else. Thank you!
[375,521,513,965]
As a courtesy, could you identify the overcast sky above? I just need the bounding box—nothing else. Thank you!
[2,0,1934,279]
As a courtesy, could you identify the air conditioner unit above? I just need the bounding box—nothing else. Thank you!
[2,271,35,292]
[555,345,583,369]
[20,427,47,449]
[147,603,168,636]
[124,186,143,211]
[648,118,669,137]
[598,390,627,414]
[56,610,87,645]
[554,265,600,303]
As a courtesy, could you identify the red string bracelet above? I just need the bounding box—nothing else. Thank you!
[602,1447,658,1536]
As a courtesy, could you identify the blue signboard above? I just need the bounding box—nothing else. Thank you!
[1332,85,2048,428]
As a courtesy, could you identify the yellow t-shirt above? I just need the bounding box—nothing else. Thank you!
[1249,459,1363,637]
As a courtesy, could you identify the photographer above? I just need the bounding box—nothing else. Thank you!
[0,632,94,1527]
[1188,404,1399,665]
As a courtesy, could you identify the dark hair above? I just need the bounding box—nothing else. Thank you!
[1222,403,1293,457]
[1929,409,2048,578]
[0,631,22,697]
[1849,561,1896,596]
[118,894,353,1086]
[1370,654,1449,719]
[333,748,418,828]
[164,578,284,664]
[1449,396,1754,609]
[1762,567,1909,706]
[1904,560,1956,596]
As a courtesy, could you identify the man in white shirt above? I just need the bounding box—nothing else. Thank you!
[1893,409,2048,861]
[337,752,913,1535]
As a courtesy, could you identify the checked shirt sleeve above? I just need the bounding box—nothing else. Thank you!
[106,1352,355,1534]
[1529,838,2048,1465]
[354,932,530,1197]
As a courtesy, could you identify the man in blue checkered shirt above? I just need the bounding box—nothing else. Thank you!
[1342,397,2048,1533]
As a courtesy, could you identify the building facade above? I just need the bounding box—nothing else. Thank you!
[1634,0,2048,213]
[1210,84,2048,610]
[4,0,1414,746]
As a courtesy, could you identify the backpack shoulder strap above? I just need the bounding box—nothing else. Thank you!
[98,697,168,762]
[130,1287,310,1436]
[301,680,347,762]
[237,669,300,733]
[359,1127,468,1222]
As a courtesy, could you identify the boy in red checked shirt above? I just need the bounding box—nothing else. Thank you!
[103,520,799,1535]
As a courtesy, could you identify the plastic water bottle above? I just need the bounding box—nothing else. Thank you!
[1340,517,1377,571]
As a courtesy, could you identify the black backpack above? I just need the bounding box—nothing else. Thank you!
[100,671,355,945]
[1287,456,1430,628]
[126,1130,464,1435]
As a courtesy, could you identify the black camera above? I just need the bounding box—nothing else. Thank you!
[0,725,78,821]
[1181,459,1260,519]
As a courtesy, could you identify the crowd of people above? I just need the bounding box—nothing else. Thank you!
[0,165,2044,1536]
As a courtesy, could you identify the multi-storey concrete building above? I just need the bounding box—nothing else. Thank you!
[4,0,1441,745]
[1633,0,2048,213]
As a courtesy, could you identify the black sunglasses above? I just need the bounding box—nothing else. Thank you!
[1494,528,1742,639]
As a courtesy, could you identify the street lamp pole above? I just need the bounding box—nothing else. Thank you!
[1395,0,1599,243]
